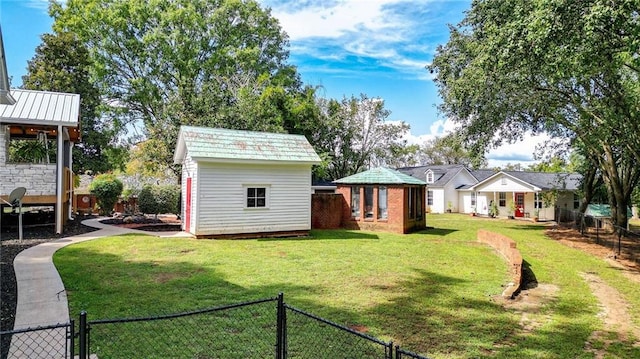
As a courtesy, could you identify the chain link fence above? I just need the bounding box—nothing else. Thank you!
[557,208,640,263]
[1,322,74,359]
[284,305,393,358]
[2,294,431,359]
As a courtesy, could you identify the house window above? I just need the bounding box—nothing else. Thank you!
[246,187,267,208]
[534,193,542,209]
[378,186,388,219]
[573,193,580,209]
[471,192,476,207]
[501,178,507,185]
[426,170,434,183]
[364,186,374,218]
[499,192,506,207]
[351,186,361,218]
[427,190,434,206]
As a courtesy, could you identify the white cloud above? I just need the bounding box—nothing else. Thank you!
[259,0,435,78]
[23,0,58,11]
[485,133,550,168]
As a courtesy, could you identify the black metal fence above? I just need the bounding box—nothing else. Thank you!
[1,322,74,359]
[1,293,430,359]
[557,208,640,263]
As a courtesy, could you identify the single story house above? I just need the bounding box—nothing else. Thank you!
[398,165,581,220]
[334,167,427,234]
[173,126,321,238]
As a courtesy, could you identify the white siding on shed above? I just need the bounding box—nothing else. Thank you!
[194,162,312,235]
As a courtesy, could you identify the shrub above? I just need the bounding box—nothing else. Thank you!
[89,173,124,216]
[138,184,180,217]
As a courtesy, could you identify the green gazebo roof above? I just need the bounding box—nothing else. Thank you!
[334,167,426,185]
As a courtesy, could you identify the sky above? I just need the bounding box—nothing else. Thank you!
[0,0,546,168]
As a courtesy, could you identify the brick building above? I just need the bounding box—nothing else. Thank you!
[334,167,427,234]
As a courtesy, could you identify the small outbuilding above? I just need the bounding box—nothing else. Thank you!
[334,167,427,234]
[173,126,321,238]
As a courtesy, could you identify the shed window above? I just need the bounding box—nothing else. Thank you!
[471,192,476,207]
[427,190,434,206]
[378,186,388,219]
[351,186,361,218]
[573,193,580,209]
[499,192,506,207]
[246,187,267,208]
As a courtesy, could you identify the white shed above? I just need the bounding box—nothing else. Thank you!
[173,126,321,238]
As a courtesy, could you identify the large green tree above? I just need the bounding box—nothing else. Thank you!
[418,134,486,168]
[313,94,412,180]
[22,31,125,173]
[51,0,301,175]
[429,0,640,228]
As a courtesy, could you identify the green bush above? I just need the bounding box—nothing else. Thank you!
[138,184,180,217]
[89,173,124,216]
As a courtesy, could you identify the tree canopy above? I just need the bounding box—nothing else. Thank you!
[417,134,485,168]
[312,94,413,180]
[51,0,302,175]
[21,31,125,173]
[429,0,640,228]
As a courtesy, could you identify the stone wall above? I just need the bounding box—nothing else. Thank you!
[0,126,57,196]
[477,229,523,298]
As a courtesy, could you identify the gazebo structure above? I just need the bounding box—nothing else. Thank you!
[334,167,427,234]
[0,90,81,234]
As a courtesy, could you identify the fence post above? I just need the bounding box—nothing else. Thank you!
[79,311,87,359]
[69,318,75,359]
[387,340,393,359]
[276,293,286,359]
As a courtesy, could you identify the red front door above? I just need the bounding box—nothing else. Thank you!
[515,193,525,217]
[185,177,192,232]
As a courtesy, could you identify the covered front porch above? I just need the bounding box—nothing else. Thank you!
[463,171,580,221]
[0,89,81,233]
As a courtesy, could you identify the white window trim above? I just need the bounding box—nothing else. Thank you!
[426,170,434,184]
[243,184,271,210]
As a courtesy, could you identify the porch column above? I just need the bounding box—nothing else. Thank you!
[56,124,63,234]
[67,128,74,220]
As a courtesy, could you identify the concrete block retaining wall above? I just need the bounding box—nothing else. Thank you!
[477,229,523,298]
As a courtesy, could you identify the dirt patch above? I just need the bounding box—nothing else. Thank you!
[496,283,559,333]
[582,272,640,358]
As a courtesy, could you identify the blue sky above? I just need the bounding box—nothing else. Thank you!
[0,0,544,167]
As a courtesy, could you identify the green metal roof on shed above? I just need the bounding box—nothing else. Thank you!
[173,126,321,164]
[334,167,426,185]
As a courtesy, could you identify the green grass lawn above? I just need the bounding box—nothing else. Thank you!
[54,214,640,358]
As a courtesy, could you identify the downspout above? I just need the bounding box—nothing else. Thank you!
[56,124,63,234]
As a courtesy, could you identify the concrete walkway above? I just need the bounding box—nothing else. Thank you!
[8,218,192,358]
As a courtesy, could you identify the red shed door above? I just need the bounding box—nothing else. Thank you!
[185,178,192,232]
[515,193,525,217]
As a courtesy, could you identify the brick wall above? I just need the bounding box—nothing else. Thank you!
[311,194,343,229]
[334,184,424,234]
[477,229,523,298]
